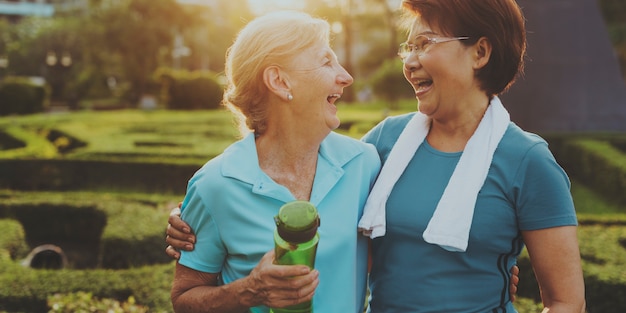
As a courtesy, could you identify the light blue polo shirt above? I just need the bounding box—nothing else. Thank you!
[363,113,578,313]
[179,131,381,313]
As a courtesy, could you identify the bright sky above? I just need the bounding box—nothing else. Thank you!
[247,0,307,15]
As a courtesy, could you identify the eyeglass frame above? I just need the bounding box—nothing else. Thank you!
[398,35,470,60]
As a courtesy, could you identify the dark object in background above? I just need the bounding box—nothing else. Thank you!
[22,244,68,269]
[501,0,626,132]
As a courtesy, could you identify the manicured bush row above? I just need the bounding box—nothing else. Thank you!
[0,159,198,194]
[546,136,626,207]
[0,190,174,269]
[0,259,174,313]
[516,215,626,313]
[4,213,626,312]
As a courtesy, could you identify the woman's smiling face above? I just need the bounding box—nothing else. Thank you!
[285,41,353,132]
[402,18,476,119]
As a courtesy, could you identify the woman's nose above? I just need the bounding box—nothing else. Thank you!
[338,67,354,86]
[403,54,421,72]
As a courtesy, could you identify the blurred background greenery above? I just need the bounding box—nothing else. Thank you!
[0,0,623,112]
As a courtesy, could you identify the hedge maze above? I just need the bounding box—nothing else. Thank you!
[1,110,626,312]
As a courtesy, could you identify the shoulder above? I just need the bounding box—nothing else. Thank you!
[188,155,224,187]
[323,132,381,174]
[187,137,252,189]
[325,132,379,159]
[496,123,569,184]
[497,122,551,159]
[361,113,416,160]
[368,113,415,138]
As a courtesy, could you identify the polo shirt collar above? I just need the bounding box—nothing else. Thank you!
[220,132,363,206]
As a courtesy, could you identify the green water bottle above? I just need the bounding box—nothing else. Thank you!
[270,201,320,313]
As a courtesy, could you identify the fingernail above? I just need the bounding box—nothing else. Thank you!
[189,237,195,243]
[183,227,190,233]
[185,244,193,250]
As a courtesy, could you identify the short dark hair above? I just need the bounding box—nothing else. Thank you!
[401,0,527,95]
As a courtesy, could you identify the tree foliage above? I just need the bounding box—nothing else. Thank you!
[369,58,413,109]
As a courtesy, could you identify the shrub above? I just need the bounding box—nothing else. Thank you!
[0,260,174,312]
[0,159,197,194]
[157,68,223,110]
[0,78,48,116]
[47,291,148,313]
[516,215,626,313]
[0,190,174,269]
[369,58,413,110]
[0,219,29,260]
[547,137,626,207]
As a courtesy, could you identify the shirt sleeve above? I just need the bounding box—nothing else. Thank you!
[179,176,226,273]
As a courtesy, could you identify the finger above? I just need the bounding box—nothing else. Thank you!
[510,273,519,286]
[509,275,518,302]
[510,264,520,276]
[166,223,196,244]
[166,234,194,251]
[168,213,192,235]
[270,264,312,279]
[509,286,517,302]
[165,245,180,259]
[267,272,319,308]
[261,251,311,278]
[292,270,319,296]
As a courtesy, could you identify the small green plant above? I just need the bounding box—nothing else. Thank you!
[47,291,148,313]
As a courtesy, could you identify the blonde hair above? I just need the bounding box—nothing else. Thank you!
[223,11,330,137]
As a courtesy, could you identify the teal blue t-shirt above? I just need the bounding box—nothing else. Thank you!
[179,132,381,313]
[363,113,578,313]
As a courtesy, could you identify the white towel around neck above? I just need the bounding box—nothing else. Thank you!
[358,96,510,252]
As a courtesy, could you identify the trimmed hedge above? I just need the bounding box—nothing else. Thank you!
[516,215,626,313]
[0,190,174,269]
[0,78,48,116]
[0,219,29,260]
[0,159,198,194]
[546,136,626,207]
[0,259,174,312]
[0,190,178,312]
[156,69,223,110]
[0,126,58,158]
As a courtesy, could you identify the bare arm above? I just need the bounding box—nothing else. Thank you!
[522,226,585,313]
[171,250,319,313]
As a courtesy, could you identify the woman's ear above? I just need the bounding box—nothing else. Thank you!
[473,37,492,70]
[263,66,292,102]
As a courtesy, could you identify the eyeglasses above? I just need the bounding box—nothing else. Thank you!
[398,35,470,60]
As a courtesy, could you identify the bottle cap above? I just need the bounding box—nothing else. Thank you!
[274,201,320,243]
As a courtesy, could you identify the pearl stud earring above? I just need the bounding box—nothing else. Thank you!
[287,93,293,101]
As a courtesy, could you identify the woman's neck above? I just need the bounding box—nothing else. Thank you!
[427,96,490,152]
[255,131,321,201]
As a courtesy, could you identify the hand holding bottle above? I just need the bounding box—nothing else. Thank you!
[244,250,319,309]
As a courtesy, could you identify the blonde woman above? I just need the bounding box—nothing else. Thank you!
[170,11,380,313]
